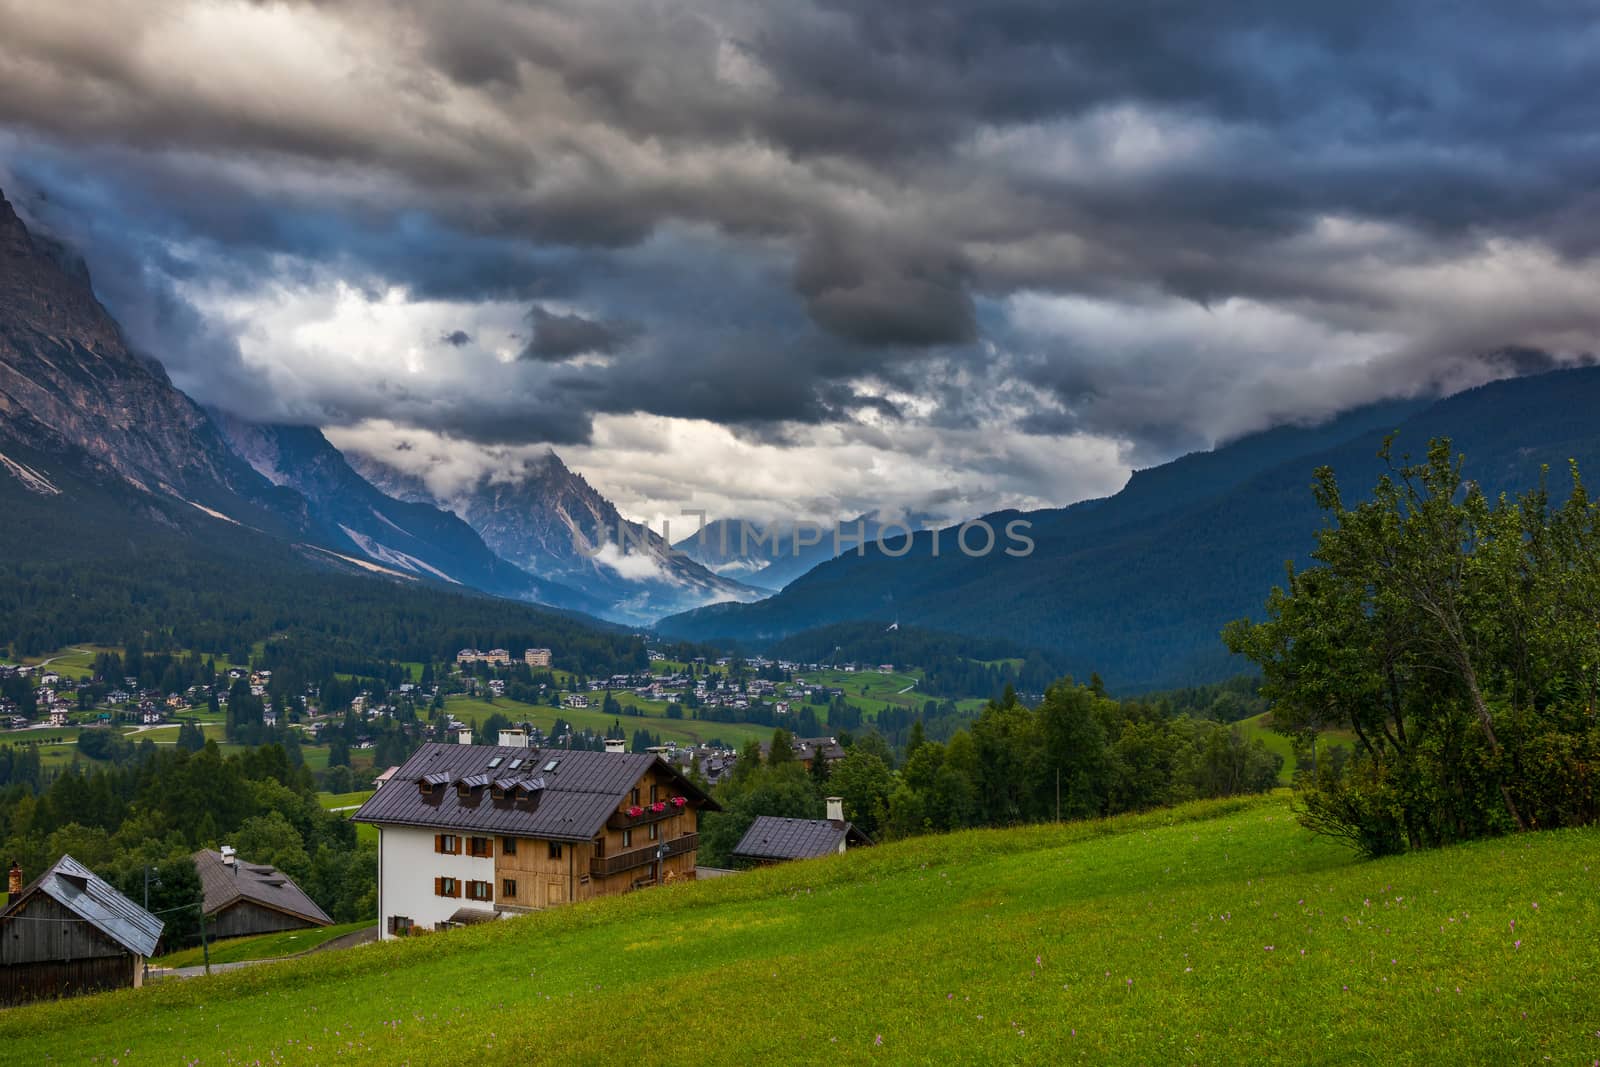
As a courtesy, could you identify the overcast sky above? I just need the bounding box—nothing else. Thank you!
[3,0,1598,525]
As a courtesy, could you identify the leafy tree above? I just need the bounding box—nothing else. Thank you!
[1227,439,1600,854]
[826,748,894,838]
[230,810,311,883]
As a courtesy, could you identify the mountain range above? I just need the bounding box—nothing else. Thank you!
[672,511,940,591]
[0,188,754,627]
[659,368,1600,691]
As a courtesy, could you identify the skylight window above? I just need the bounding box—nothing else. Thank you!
[487,756,503,768]
[509,758,523,769]
[542,759,560,772]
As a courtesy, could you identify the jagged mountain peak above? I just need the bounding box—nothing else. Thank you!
[348,443,766,624]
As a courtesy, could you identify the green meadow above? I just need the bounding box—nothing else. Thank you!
[442,694,775,749]
[4,793,1594,1064]
[1236,712,1356,784]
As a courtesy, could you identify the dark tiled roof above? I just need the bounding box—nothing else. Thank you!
[194,850,332,927]
[353,743,718,843]
[731,816,868,862]
[1,854,164,957]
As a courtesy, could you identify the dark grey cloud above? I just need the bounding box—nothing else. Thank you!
[522,305,632,361]
[2,0,1599,491]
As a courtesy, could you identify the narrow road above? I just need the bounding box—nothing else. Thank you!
[148,925,379,980]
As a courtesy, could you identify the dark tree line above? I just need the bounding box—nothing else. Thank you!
[698,681,1282,866]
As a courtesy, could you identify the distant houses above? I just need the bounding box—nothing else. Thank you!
[759,735,846,771]
[455,647,553,668]
[730,798,874,867]
[0,855,164,1006]
[193,847,331,939]
[455,648,512,667]
[353,742,718,938]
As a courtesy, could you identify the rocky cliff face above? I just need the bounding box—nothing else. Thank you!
[352,449,766,623]
[0,189,301,527]
[212,413,604,612]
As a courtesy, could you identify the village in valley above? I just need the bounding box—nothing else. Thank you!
[1,634,973,1003]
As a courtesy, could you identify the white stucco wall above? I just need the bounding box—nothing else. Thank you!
[377,826,498,939]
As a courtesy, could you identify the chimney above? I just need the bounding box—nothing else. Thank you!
[604,737,625,754]
[498,729,528,748]
[457,729,473,746]
[7,860,21,896]
[826,796,844,824]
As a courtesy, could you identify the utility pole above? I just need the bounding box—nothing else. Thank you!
[200,904,211,976]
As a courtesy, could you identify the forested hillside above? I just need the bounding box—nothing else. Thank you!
[0,436,645,674]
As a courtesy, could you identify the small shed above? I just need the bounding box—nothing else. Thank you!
[0,854,164,1005]
[194,849,332,939]
[731,813,874,867]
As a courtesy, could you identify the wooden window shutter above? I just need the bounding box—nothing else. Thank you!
[434,876,442,896]
[454,836,462,855]
[486,839,494,859]
[453,879,462,898]
[434,834,443,853]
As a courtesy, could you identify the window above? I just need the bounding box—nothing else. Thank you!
[418,781,434,797]
[487,756,503,769]
[501,836,517,856]
[630,787,640,805]
[502,878,518,898]
[594,836,606,858]
[542,759,560,772]
[387,915,414,936]
[465,880,493,901]
[509,758,523,769]
[650,783,659,802]
[467,836,493,858]
[435,834,460,855]
[622,829,633,848]
[548,841,563,860]
[435,876,460,897]
[648,822,659,842]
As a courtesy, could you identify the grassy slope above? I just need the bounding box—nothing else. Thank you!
[318,790,376,810]
[1237,712,1355,784]
[4,795,1596,1064]
[152,921,376,969]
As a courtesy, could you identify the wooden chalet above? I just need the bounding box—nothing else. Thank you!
[0,854,164,1005]
[193,848,332,939]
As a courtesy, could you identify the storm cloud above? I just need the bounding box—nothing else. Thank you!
[2,0,1599,518]
[522,305,632,361]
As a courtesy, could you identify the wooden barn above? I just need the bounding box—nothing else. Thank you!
[0,854,164,1006]
[194,848,332,939]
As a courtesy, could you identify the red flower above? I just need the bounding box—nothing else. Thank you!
[650,801,666,813]
[670,795,687,806]
[626,805,644,817]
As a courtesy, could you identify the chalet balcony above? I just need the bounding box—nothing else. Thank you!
[606,802,691,831]
[589,833,699,878]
